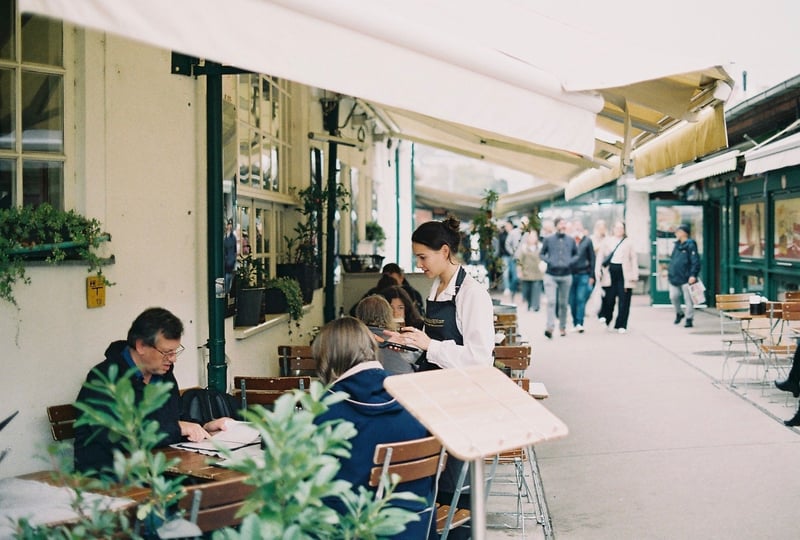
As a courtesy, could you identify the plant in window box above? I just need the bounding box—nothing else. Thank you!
[0,203,113,306]
[234,254,266,327]
[263,276,304,323]
[280,182,350,303]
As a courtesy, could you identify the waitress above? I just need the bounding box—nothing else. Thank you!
[399,216,495,538]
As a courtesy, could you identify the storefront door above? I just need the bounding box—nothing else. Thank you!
[649,202,708,305]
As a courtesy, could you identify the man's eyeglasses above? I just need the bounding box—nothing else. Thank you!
[151,344,185,360]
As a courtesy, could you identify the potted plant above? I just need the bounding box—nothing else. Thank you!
[279,182,350,302]
[0,203,112,306]
[262,276,304,322]
[234,254,265,327]
[471,189,503,289]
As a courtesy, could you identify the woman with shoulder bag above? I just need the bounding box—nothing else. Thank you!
[595,220,639,333]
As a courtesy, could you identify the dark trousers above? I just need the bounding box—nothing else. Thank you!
[599,264,632,329]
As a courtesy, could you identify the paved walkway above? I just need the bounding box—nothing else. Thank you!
[494,293,800,539]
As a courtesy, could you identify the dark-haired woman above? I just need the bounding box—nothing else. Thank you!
[397,216,494,539]
[380,284,425,330]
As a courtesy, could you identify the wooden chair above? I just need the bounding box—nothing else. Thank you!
[233,375,311,409]
[759,302,800,386]
[47,403,78,441]
[494,345,532,378]
[177,475,254,533]
[368,435,469,538]
[782,290,800,301]
[493,313,518,345]
[716,293,758,385]
[277,345,317,377]
[484,447,535,530]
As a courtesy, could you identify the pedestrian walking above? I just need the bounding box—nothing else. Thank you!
[596,220,638,333]
[515,229,544,311]
[667,224,701,328]
[540,217,578,338]
[568,220,595,332]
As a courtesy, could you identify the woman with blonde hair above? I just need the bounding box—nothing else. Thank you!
[354,295,420,374]
[595,220,639,333]
[312,317,432,538]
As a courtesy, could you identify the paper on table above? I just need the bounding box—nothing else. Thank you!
[175,420,260,453]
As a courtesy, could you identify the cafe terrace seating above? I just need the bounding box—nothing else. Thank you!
[233,375,311,409]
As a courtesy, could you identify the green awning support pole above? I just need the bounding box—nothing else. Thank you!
[205,62,226,392]
[323,98,339,323]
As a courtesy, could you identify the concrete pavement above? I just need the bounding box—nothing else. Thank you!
[499,293,800,539]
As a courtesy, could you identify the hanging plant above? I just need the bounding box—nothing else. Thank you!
[0,203,112,306]
[365,220,386,248]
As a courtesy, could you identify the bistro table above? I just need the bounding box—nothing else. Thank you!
[724,301,782,387]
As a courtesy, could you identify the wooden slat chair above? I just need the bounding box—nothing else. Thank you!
[759,302,800,388]
[233,375,311,409]
[493,313,518,345]
[176,475,255,533]
[716,293,758,385]
[368,436,470,539]
[277,345,317,377]
[494,345,532,378]
[47,403,78,441]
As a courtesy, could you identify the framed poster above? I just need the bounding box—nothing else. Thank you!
[774,196,800,260]
[737,201,765,259]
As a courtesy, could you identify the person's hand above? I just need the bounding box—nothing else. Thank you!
[589,277,595,286]
[179,420,211,442]
[400,326,431,351]
[688,276,697,284]
[203,417,230,433]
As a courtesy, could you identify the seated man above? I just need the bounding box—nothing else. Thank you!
[313,317,433,539]
[74,307,229,475]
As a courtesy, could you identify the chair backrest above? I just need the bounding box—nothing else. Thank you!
[493,345,531,372]
[233,376,311,408]
[369,436,445,536]
[178,476,254,532]
[47,403,78,441]
[493,313,518,344]
[782,291,800,301]
[277,345,316,377]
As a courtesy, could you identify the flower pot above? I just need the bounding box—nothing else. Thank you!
[277,263,317,304]
[263,287,289,314]
[235,287,264,327]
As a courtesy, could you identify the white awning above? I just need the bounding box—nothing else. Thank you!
[743,131,800,176]
[21,0,733,203]
[628,150,740,193]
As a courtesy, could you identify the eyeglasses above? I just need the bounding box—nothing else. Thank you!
[151,344,185,360]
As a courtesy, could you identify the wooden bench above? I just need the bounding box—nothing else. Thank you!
[47,403,78,441]
[277,345,317,377]
[233,376,312,408]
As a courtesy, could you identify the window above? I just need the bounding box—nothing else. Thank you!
[0,0,64,209]
[737,201,765,259]
[774,195,800,261]
[224,73,291,277]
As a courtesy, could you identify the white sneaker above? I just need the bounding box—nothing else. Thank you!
[574,324,584,333]
[617,328,627,334]
[598,317,607,325]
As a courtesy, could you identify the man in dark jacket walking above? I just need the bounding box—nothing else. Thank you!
[540,217,578,338]
[568,220,595,332]
[668,224,701,328]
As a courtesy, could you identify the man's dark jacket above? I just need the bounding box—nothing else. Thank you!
[571,235,595,275]
[74,340,183,475]
[540,232,578,276]
[667,238,701,286]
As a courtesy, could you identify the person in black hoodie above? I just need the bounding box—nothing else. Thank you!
[313,317,432,539]
[667,224,701,328]
[74,307,230,476]
[568,219,595,333]
[540,217,579,338]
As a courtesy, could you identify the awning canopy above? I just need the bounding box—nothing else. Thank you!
[628,150,740,193]
[743,131,800,176]
[21,0,733,206]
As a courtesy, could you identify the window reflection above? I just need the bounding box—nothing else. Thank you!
[0,159,13,209]
[21,71,64,152]
[21,14,62,66]
[23,160,63,208]
[0,68,14,150]
[0,0,13,60]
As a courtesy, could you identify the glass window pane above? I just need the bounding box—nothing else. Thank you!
[261,136,271,191]
[0,159,14,209]
[249,131,260,189]
[254,207,265,254]
[0,68,14,150]
[0,0,14,60]
[238,129,250,185]
[21,71,63,152]
[272,145,280,192]
[21,14,62,66]
[260,78,271,134]
[22,159,62,208]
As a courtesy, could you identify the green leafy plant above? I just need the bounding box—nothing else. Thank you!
[263,276,304,321]
[0,203,112,306]
[235,253,266,288]
[284,182,350,267]
[364,220,386,248]
[211,382,421,540]
[471,189,503,286]
[13,365,185,539]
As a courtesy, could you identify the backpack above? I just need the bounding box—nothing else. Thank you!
[180,387,241,425]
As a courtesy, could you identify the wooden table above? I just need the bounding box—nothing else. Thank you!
[724,302,782,386]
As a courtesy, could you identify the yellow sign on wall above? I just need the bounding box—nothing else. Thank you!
[86,275,106,308]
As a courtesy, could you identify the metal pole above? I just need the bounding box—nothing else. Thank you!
[323,98,339,323]
[471,458,486,540]
[206,62,226,391]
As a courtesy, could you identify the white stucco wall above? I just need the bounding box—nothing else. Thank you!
[0,30,326,476]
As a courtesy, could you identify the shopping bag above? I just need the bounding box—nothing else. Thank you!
[688,279,706,305]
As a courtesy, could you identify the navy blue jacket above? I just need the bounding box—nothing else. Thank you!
[668,238,701,286]
[74,340,184,476]
[315,365,432,539]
